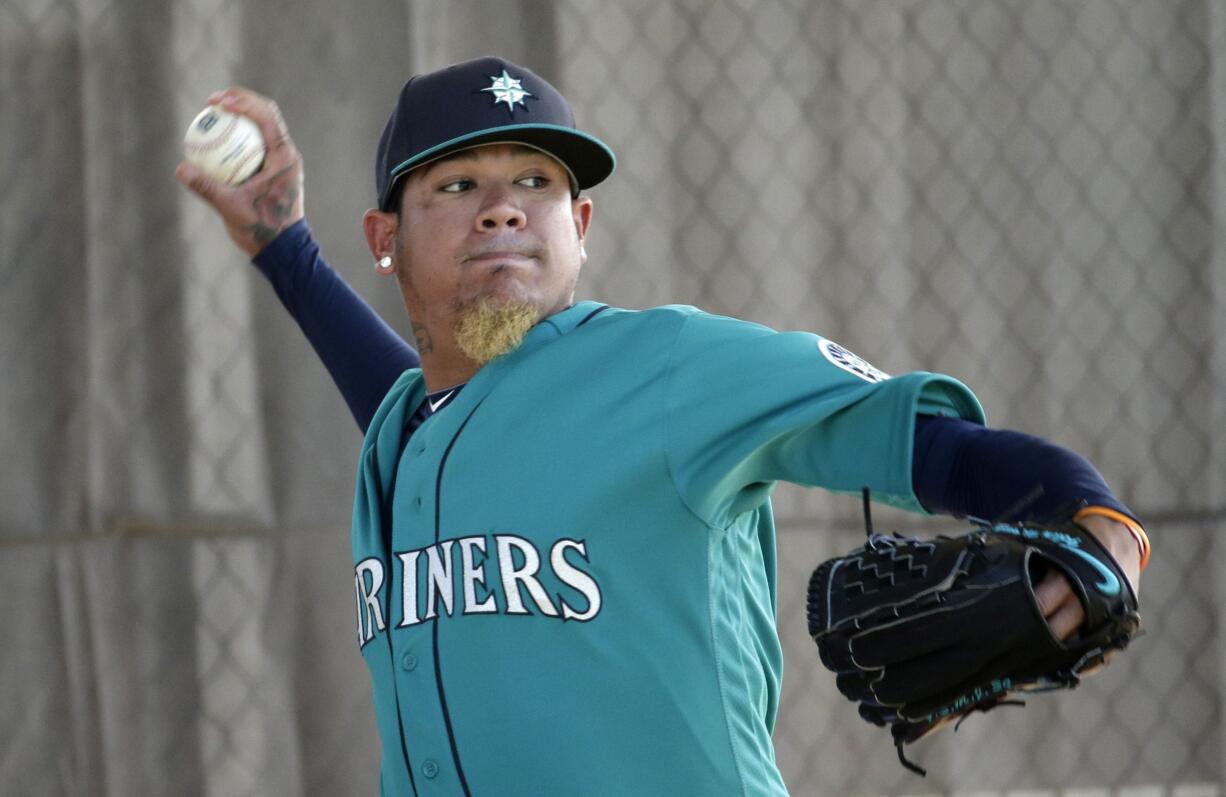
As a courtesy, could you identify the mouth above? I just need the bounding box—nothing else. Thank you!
[465,252,534,264]
[464,251,538,268]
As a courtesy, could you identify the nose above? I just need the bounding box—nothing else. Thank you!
[475,188,527,232]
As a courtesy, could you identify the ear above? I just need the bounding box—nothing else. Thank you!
[363,208,399,274]
[572,196,593,262]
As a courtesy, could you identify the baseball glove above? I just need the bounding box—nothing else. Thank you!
[806,499,1140,775]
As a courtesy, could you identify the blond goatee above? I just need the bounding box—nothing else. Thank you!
[453,298,541,367]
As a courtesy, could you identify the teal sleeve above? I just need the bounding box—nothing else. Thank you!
[663,310,985,526]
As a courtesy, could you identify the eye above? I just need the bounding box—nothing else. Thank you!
[517,175,549,189]
[440,178,474,193]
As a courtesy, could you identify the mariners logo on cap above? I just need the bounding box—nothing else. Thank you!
[482,69,535,114]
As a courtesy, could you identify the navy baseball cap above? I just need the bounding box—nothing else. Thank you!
[375,56,616,211]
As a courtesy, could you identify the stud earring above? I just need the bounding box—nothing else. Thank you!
[377,256,392,270]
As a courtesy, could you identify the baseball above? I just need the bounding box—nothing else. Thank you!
[183,105,266,185]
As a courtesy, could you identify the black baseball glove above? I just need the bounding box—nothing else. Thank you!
[806,508,1141,775]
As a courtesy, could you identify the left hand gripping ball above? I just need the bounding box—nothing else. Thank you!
[183,105,266,185]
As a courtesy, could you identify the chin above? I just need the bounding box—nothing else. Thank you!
[453,295,543,366]
[477,284,559,318]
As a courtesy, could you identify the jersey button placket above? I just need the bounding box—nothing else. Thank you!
[389,446,455,794]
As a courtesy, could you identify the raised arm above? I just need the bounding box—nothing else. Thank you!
[175,87,418,432]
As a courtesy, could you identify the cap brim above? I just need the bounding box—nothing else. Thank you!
[380,123,615,210]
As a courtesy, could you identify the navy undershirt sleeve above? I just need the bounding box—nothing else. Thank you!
[251,219,419,433]
[911,415,1136,523]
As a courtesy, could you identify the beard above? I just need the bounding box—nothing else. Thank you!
[452,296,542,367]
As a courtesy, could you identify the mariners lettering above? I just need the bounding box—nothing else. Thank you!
[497,535,560,617]
[355,558,387,646]
[396,550,422,627]
[551,539,602,621]
[459,537,498,614]
[424,541,457,620]
[355,535,602,646]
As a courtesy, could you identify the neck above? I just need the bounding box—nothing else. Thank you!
[420,356,480,393]
[406,317,475,391]
[417,326,479,391]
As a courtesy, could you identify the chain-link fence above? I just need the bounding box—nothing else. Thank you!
[2,0,1223,795]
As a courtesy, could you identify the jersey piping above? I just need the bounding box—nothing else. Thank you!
[373,434,419,796]
[430,397,486,797]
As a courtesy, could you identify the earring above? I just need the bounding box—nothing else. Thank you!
[377,256,392,270]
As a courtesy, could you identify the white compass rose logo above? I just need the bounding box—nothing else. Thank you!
[482,69,534,113]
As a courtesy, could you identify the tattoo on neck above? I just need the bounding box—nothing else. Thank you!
[246,163,301,245]
[411,320,434,354]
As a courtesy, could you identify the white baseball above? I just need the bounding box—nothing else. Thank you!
[183,105,266,185]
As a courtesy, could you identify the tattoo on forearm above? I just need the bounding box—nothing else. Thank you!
[411,321,434,354]
[245,163,301,245]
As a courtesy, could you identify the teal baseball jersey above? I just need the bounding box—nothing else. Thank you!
[351,301,984,796]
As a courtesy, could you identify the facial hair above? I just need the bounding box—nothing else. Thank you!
[452,297,542,367]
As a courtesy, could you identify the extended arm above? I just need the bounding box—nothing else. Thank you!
[911,414,1147,636]
[912,415,1138,527]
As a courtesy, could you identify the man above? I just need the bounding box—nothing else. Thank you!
[177,57,1148,797]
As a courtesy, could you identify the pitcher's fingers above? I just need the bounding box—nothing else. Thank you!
[175,161,227,205]
[1034,570,1087,640]
[1045,596,1085,641]
[1033,569,1073,618]
[214,88,296,165]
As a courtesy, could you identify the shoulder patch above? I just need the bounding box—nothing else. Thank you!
[818,338,890,383]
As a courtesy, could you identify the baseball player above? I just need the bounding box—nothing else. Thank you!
[177,57,1149,796]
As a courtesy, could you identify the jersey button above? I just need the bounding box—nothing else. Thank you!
[421,759,439,779]
[401,652,418,671]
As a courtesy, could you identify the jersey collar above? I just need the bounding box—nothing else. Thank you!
[529,300,608,343]
[402,301,609,443]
